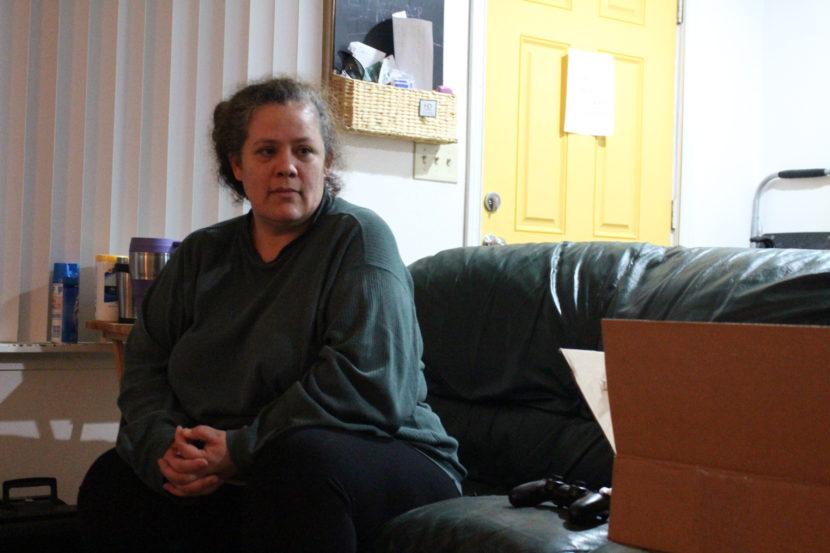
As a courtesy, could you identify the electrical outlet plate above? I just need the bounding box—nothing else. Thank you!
[413,142,458,183]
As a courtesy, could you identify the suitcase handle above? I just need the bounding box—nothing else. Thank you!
[750,168,830,245]
[777,168,828,179]
[2,477,59,503]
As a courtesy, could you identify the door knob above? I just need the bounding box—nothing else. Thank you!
[482,234,506,246]
[484,192,501,213]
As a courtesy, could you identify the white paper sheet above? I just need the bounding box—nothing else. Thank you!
[560,348,615,453]
[564,48,616,137]
[392,17,433,91]
[348,41,386,70]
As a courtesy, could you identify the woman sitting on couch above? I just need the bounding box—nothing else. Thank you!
[78,76,465,553]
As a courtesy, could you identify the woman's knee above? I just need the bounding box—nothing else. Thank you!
[78,448,129,507]
[77,449,146,551]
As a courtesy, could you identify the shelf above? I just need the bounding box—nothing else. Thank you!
[0,341,115,371]
[0,342,112,354]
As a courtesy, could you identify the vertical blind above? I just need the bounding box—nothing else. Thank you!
[0,0,323,343]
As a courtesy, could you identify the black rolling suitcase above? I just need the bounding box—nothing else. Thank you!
[0,477,82,552]
[749,168,830,249]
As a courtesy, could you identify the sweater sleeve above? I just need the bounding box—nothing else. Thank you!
[225,263,425,473]
[115,246,195,493]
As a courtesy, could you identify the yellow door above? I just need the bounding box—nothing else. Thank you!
[482,0,677,245]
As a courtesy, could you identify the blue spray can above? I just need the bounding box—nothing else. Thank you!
[49,263,79,343]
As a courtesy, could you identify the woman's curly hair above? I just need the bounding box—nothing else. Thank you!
[211,77,343,201]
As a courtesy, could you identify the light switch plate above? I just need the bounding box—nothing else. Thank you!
[413,143,458,183]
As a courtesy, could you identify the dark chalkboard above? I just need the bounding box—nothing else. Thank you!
[330,0,444,89]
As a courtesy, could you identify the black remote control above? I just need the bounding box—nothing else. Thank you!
[509,476,611,525]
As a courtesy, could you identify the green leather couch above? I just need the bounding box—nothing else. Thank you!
[372,241,830,553]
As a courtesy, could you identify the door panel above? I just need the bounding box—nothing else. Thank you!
[595,52,644,240]
[600,0,645,25]
[482,0,676,245]
[516,37,568,234]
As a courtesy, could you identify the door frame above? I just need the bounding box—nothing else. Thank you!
[463,0,685,247]
[463,0,487,247]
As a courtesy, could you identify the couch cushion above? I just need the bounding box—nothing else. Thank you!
[372,495,614,553]
[427,395,613,495]
[409,243,604,405]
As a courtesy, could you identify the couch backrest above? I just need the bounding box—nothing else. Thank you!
[409,243,583,407]
[408,242,830,493]
[602,243,830,325]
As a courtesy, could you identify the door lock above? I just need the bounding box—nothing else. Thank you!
[484,192,502,213]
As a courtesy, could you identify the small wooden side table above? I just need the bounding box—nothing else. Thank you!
[85,320,133,381]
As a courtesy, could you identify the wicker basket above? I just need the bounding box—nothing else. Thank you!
[327,74,457,144]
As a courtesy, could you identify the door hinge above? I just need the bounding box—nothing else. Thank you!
[677,0,685,25]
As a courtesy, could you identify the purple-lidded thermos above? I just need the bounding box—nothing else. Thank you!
[129,237,181,317]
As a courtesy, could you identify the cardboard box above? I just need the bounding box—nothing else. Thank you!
[602,319,830,553]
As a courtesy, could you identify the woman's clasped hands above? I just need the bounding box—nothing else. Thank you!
[158,425,237,497]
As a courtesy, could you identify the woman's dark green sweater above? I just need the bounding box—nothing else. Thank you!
[116,193,464,493]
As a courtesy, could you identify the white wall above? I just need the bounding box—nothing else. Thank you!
[340,135,468,266]
[678,0,830,247]
[0,347,119,504]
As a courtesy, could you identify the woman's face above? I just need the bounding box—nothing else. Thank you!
[231,101,330,237]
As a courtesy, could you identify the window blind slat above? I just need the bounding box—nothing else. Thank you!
[21,1,61,342]
[0,0,32,342]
